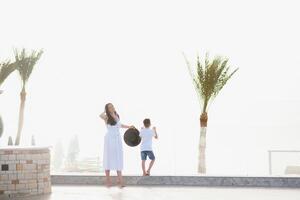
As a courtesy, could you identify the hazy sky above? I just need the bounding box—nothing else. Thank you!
[0,0,300,175]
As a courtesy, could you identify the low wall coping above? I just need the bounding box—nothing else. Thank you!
[0,146,51,151]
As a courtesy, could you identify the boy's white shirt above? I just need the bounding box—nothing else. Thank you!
[139,128,155,151]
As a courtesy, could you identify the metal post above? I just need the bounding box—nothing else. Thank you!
[268,151,272,175]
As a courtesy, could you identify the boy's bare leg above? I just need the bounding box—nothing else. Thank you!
[117,170,125,188]
[105,170,111,187]
[142,160,147,176]
[146,160,155,175]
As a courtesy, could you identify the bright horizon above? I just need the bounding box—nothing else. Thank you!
[0,0,300,176]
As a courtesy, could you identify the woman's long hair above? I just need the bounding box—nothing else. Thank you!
[105,103,119,125]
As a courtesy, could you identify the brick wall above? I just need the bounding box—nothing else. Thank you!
[0,147,51,197]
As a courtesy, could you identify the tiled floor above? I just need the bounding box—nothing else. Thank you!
[6,185,300,200]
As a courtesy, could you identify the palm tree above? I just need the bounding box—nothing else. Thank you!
[0,61,17,138]
[0,61,16,86]
[184,53,238,174]
[14,48,43,145]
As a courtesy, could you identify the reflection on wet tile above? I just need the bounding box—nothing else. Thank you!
[6,185,300,200]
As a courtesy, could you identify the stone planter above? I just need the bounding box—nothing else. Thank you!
[0,146,51,197]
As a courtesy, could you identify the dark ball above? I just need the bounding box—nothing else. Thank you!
[124,128,141,147]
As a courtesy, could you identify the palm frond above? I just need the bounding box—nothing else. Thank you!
[196,55,205,98]
[183,53,202,101]
[184,52,238,112]
[14,48,43,85]
[213,67,238,97]
[0,61,17,86]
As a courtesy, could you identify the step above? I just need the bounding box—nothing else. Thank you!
[51,175,300,188]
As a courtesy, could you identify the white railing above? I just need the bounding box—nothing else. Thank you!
[268,150,300,175]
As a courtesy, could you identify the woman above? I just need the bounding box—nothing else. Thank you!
[99,103,133,188]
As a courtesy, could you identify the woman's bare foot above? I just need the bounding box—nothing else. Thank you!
[117,181,125,188]
[105,180,112,188]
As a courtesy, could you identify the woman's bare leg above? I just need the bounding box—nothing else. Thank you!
[105,170,111,187]
[117,170,125,188]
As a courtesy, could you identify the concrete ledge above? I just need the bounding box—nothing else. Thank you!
[51,175,300,188]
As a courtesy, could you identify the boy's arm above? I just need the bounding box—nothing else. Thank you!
[153,127,158,139]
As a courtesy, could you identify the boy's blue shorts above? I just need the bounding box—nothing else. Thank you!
[141,151,155,160]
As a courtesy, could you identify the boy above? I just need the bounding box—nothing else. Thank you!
[139,118,158,176]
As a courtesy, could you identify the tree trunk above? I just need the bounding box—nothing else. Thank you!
[198,112,207,174]
[15,87,26,145]
[0,91,3,138]
[0,115,3,138]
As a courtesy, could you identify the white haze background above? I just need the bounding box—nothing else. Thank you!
[0,0,300,175]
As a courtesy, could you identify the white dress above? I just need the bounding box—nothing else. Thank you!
[103,120,123,170]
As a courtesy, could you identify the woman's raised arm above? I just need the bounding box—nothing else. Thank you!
[99,112,108,122]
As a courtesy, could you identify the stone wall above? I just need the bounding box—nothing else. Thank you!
[0,147,51,197]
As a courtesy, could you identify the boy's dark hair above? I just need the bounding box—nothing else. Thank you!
[143,118,151,128]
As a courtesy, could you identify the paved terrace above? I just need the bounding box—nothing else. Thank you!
[3,185,300,200]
